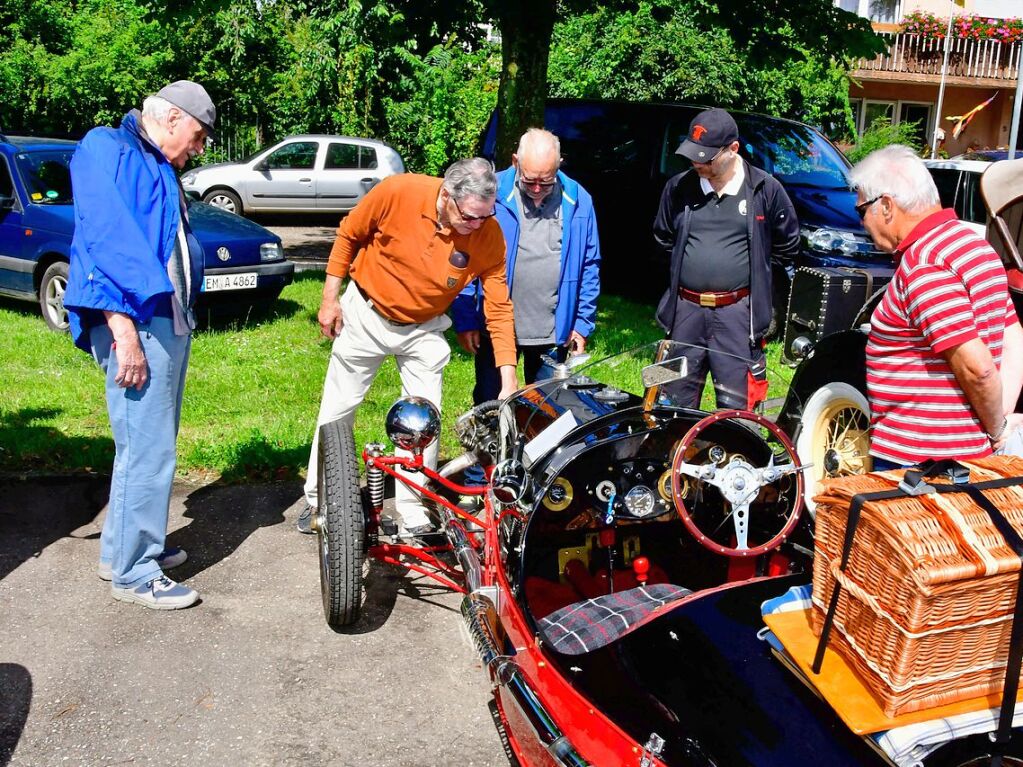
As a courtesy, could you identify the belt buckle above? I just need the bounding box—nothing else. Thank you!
[699,292,717,308]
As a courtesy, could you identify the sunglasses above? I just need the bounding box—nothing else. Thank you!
[518,174,557,189]
[855,194,883,219]
[691,146,726,166]
[452,196,496,222]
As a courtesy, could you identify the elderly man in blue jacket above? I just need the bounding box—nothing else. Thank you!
[452,128,601,403]
[64,81,215,610]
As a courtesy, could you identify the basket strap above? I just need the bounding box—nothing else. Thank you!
[933,480,1023,759]
[811,486,905,674]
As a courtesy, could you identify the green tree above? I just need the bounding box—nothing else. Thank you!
[490,0,885,159]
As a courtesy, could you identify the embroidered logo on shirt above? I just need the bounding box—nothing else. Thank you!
[738,199,747,217]
[446,277,458,288]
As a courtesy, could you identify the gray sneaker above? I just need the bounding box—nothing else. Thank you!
[111,576,199,610]
[97,548,188,582]
[296,504,316,535]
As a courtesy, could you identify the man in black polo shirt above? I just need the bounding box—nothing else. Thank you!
[653,108,799,408]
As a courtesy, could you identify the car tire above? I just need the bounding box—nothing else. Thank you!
[794,382,871,517]
[202,188,243,215]
[317,418,366,628]
[38,261,70,333]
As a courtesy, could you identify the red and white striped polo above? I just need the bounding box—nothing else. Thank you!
[866,209,1016,464]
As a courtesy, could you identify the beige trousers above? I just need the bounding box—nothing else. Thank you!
[304,281,451,528]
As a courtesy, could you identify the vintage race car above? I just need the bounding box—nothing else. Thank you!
[312,341,1023,767]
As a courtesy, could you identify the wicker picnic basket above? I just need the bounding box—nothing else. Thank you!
[810,455,1023,717]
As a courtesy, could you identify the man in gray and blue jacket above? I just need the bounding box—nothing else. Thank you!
[452,128,601,403]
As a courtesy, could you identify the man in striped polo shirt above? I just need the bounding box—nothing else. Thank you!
[849,145,1023,470]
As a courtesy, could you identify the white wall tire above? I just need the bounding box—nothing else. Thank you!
[794,382,871,517]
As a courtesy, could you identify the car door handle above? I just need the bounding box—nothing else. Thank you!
[361,177,379,184]
[299,178,312,183]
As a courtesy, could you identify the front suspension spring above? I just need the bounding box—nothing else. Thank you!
[365,442,386,509]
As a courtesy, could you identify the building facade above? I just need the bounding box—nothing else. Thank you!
[839,0,1020,155]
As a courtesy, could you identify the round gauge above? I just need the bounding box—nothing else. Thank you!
[708,445,727,464]
[594,480,616,503]
[659,469,685,501]
[543,477,574,511]
[623,485,657,517]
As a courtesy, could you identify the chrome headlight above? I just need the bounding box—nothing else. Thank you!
[181,170,198,186]
[385,396,441,453]
[260,242,284,262]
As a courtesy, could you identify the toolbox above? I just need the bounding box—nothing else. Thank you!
[782,266,894,364]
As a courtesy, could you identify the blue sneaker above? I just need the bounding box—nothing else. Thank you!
[97,548,188,582]
[111,576,199,610]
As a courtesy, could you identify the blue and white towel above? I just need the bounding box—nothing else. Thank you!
[759,584,1023,767]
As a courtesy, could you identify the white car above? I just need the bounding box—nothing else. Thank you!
[180,135,405,216]
[923,157,992,237]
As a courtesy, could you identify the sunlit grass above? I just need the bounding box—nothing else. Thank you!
[0,279,787,481]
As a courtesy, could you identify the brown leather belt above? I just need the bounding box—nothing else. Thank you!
[355,282,416,326]
[679,287,750,308]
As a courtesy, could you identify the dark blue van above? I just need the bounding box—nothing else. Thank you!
[481,99,888,328]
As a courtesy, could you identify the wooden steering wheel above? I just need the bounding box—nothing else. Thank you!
[670,410,805,557]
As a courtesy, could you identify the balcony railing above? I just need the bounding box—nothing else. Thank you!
[853,31,1021,82]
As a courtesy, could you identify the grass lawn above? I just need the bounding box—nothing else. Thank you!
[0,273,789,481]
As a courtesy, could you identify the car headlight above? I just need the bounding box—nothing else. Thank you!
[181,170,198,186]
[260,242,284,262]
[803,227,862,256]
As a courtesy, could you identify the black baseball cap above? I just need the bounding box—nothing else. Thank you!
[675,108,739,163]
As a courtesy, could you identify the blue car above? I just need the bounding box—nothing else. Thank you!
[0,135,295,332]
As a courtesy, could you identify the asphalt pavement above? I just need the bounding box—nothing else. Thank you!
[0,475,510,767]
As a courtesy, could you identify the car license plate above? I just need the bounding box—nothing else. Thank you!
[203,272,258,292]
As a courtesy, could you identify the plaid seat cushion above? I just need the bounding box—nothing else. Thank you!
[538,583,691,655]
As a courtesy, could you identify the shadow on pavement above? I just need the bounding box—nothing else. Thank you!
[168,480,303,581]
[0,408,114,475]
[0,475,108,583]
[0,663,31,767]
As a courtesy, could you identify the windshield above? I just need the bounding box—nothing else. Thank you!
[734,115,850,190]
[499,341,797,469]
[15,149,75,205]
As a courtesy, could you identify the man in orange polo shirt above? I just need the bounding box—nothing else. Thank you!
[298,158,518,535]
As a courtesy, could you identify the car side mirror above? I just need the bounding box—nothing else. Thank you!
[253,160,268,172]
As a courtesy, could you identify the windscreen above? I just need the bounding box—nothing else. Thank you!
[15,150,75,205]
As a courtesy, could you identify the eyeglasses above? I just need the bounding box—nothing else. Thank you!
[691,146,726,166]
[855,194,884,219]
[517,174,558,189]
[452,196,496,222]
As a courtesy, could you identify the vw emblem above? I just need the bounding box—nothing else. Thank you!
[216,246,231,262]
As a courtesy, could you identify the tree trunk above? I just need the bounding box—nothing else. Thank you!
[494,0,557,164]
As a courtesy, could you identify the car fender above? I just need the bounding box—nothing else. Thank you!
[777,329,868,439]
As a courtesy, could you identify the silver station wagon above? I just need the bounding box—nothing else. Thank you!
[180,135,405,216]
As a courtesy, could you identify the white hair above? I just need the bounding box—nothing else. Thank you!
[443,157,497,202]
[517,128,560,161]
[848,144,939,214]
[141,95,175,123]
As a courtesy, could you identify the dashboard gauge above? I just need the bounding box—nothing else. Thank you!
[659,469,685,501]
[623,485,657,517]
[543,477,574,511]
[708,445,727,464]
[729,453,748,466]
[594,480,616,503]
